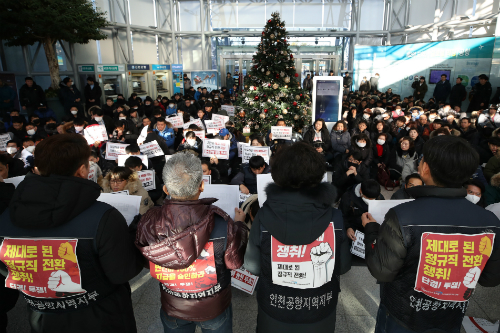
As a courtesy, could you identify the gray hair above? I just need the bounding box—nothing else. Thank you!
[162,153,203,199]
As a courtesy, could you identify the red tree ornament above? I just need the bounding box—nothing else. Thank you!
[294,73,299,77]
[262,32,265,35]
[290,54,293,59]
[268,84,271,87]
[293,102,297,106]
[255,96,259,100]
[300,94,303,97]
[274,115,279,118]
[268,19,272,23]
[264,109,268,113]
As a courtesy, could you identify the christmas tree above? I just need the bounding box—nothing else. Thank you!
[233,12,312,135]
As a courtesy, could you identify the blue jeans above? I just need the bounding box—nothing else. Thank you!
[160,305,233,333]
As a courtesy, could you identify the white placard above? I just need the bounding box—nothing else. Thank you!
[168,115,184,128]
[202,139,230,160]
[198,185,239,219]
[0,134,10,151]
[271,126,293,140]
[87,162,99,183]
[137,170,156,191]
[97,193,141,225]
[212,114,230,127]
[4,176,25,188]
[192,131,205,140]
[350,231,365,259]
[137,126,148,145]
[105,142,129,160]
[202,175,211,184]
[462,317,499,333]
[231,268,259,295]
[117,154,149,168]
[183,119,204,130]
[83,124,108,145]
[139,140,164,158]
[257,173,328,207]
[239,192,251,204]
[368,199,414,224]
[237,142,250,158]
[204,120,223,135]
[242,146,270,164]
[221,105,235,116]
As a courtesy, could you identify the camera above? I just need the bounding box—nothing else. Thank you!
[313,141,324,148]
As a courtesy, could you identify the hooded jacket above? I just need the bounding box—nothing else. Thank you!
[101,172,154,215]
[135,198,248,321]
[0,175,144,332]
[349,135,373,167]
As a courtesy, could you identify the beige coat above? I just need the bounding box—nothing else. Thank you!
[101,172,154,215]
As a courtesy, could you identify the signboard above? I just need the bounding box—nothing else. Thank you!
[414,232,495,302]
[139,140,164,158]
[271,223,336,289]
[192,131,205,140]
[350,230,365,259]
[221,105,235,117]
[231,268,259,295]
[242,146,270,164]
[204,120,224,135]
[127,64,150,70]
[191,70,218,92]
[152,64,170,71]
[168,115,184,128]
[78,65,95,72]
[202,175,211,184]
[271,126,293,140]
[172,64,183,94]
[202,139,230,160]
[97,65,125,72]
[83,124,108,145]
[0,133,10,151]
[105,142,129,160]
[212,114,230,127]
[237,142,250,158]
[137,170,155,191]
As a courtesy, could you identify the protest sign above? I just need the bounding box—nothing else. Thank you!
[183,119,204,130]
[168,115,184,128]
[239,192,251,204]
[221,105,235,116]
[137,126,148,145]
[368,200,414,224]
[0,134,10,151]
[84,124,107,145]
[97,193,141,225]
[199,185,239,219]
[212,114,229,127]
[271,126,292,140]
[192,131,205,140]
[237,142,250,158]
[139,140,164,158]
[111,190,129,195]
[350,231,365,259]
[204,120,223,135]
[414,232,495,302]
[137,170,155,191]
[202,139,230,160]
[271,223,336,289]
[231,268,259,295]
[202,175,211,185]
[242,146,270,164]
[117,154,149,168]
[105,142,129,160]
[87,163,98,183]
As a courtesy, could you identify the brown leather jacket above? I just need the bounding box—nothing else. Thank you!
[135,198,248,321]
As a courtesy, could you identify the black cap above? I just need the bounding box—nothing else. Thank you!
[205,102,212,107]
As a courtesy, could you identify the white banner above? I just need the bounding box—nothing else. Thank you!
[242,146,270,164]
[4,176,25,188]
[139,140,164,158]
[271,126,293,140]
[137,170,156,191]
[105,142,129,160]
[202,139,230,160]
[368,199,414,224]
[87,163,99,183]
[168,115,184,128]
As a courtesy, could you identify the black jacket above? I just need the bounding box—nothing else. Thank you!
[369,76,379,92]
[19,82,46,108]
[349,136,373,167]
[390,187,413,200]
[468,81,492,112]
[303,126,332,152]
[59,82,83,115]
[372,142,390,166]
[332,154,370,195]
[364,186,500,332]
[229,163,271,193]
[343,76,352,89]
[1,175,144,333]
[340,184,384,233]
[459,127,480,147]
[411,81,428,101]
[449,83,467,107]
[84,82,102,108]
[433,80,451,102]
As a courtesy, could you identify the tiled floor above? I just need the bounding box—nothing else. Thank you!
[6,182,500,332]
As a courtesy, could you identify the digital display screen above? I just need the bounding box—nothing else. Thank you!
[315,80,341,122]
[429,70,451,84]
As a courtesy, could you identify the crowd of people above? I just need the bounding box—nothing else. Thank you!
[0,71,499,333]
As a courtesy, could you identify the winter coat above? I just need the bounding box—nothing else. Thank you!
[468,81,492,112]
[0,174,144,333]
[101,172,154,215]
[486,172,500,205]
[330,130,351,156]
[303,126,331,152]
[411,80,428,101]
[388,147,418,181]
[0,84,16,110]
[359,80,371,93]
[226,76,235,89]
[302,78,313,90]
[349,136,373,167]
[59,82,83,115]
[230,163,271,193]
[433,79,451,102]
[350,127,370,137]
[343,76,352,89]
[176,137,203,156]
[484,155,500,183]
[372,142,390,166]
[340,183,384,233]
[390,187,413,200]
[412,135,425,156]
[19,82,45,109]
[478,112,500,129]
[369,76,379,92]
[84,82,102,108]
[449,83,467,107]
[135,198,248,321]
[153,125,175,148]
[34,107,57,122]
[459,127,480,147]
[363,186,500,332]
[244,183,350,331]
[332,154,370,195]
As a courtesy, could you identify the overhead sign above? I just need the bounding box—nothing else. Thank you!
[127,64,150,70]
[97,65,125,72]
[78,65,95,72]
[152,64,170,70]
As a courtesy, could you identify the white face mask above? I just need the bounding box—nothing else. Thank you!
[7,147,17,154]
[377,139,385,145]
[357,141,366,148]
[27,129,36,136]
[71,110,78,115]
[466,194,480,204]
[186,139,196,146]
[74,126,84,132]
[25,145,35,153]
[119,117,126,120]
[169,104,174,108]
[94,117,103,122]
[145,102,151,106]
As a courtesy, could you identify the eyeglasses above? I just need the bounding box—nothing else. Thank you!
[110,179,126,184]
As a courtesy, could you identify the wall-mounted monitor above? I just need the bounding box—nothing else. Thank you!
[312,76,343,127]
[429,69,451,84]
